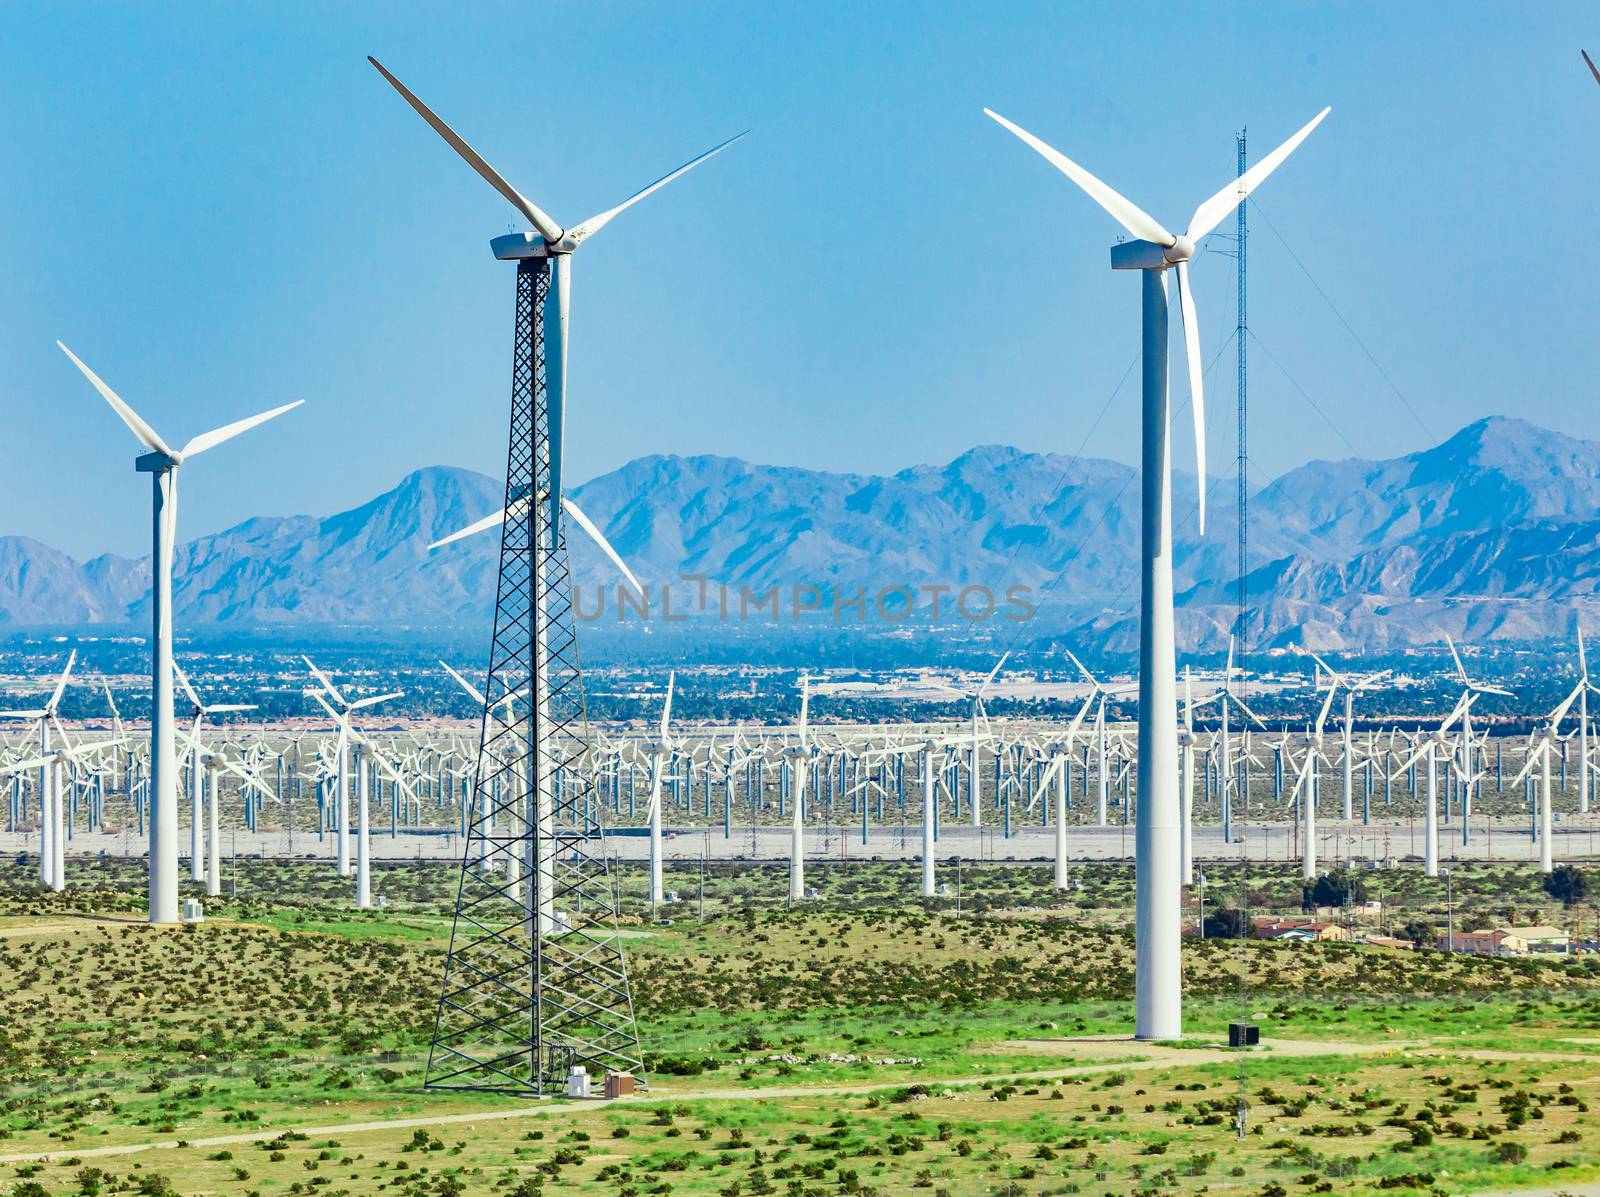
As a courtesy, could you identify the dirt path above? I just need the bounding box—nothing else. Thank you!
[0,1036,1414,1166]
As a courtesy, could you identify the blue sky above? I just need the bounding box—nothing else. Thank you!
[3,1,1598,558]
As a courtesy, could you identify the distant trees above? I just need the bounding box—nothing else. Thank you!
[1399,920,1437,949]
[1543,865,1587,908]
[1300,869,1368,913]
[1202,907,1250,940]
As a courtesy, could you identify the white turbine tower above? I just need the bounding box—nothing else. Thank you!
[57,343,301,924]
[987,105,1329,1041]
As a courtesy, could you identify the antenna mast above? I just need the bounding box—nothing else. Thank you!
[1235,129,1249,684]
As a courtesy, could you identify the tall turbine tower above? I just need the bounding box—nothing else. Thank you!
[56,344,300,924]
[985,104,1328,1041]
[371,57,742,1094]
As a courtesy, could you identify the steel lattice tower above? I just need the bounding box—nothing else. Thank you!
[425,258,644,1095]
[1235,130,1249,678]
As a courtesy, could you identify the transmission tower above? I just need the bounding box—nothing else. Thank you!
[425,258,644,1095]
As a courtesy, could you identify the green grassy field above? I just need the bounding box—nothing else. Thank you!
[1,858,1599,1196]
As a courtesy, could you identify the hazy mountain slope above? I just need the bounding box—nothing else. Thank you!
[2,415,1597,650]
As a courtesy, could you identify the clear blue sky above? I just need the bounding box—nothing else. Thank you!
[3,1,1597,558]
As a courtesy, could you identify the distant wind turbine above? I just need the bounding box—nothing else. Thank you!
[56,343,301,923]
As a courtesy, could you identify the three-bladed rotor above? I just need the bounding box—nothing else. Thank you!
[982,106,1329,535]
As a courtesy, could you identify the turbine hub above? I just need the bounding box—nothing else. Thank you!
[1163,235,1195,264]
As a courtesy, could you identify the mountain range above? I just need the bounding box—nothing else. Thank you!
[3,415,1598,652]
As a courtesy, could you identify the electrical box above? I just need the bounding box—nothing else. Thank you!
[604,1071,636,1099]
[181,899,204,924]
[1228,1022,1259,1048]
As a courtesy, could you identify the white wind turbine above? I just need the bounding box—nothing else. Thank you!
[1026,695,1095,891]
[1209,637,1265,843]
[1063,648,1134,827]
[0,652,77,890]
[643,672,677,912]
[1443,636,1513,829]
[1570,624,1596,815]
[303,657,402,879]
[955,653,1008,828]
[174,664,256,887]
[1310,654,1385,823]
[1,729,128,891]
[986,106,1328,1039]
[1390,691,1478,878]
[57,342,301,923]
[1510,683,1586,875]
[368,56,744,548]
[785,674,812,902]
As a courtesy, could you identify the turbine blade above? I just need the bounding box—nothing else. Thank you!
[565,131,748,245]
[48,650,77,712]
[440,660,488,707]
[1551,681,1585,730]
[978,651,1011,696]
[982,108,1173,245]
[1175,259,1206,534]
[180,400,303,459]
[350,691,403,710]
[661,672,675,740]
[302,656,346,708]
[428,501,521,551]
[1445,635,1467,685]
[1063,646,1097,688]
[173,662,203,711]
[1585,49,1600,88]
[1187,107,1331,242]
[563,497,644,600]
[367,56,564,243]
[57,342,175,457]
[204,703,257,714]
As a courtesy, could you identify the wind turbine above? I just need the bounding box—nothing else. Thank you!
[1510,681,1587,874]
[1391,691,1478,878]
[1310,653,1385,823]
[959,653,1008,828]
[1064,648,1134,827]
[643,673,677,912]
[985,104,1328,1040]
[56,342,301,924]
[303,657,402,879]
[0,656,79,889]
[1211,637,1266,843]
[785,674,812,902]
[175,664,256,887]
[0,653,77,890]
[368,56,743,547]
[1443,635,1512,831]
